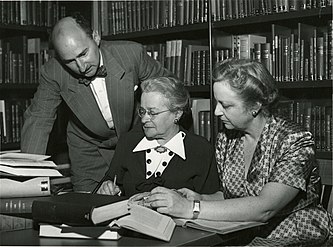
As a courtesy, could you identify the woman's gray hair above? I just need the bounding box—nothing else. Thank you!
[140,76,190,116]
[213,58,279,116]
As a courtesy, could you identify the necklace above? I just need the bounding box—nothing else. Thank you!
[154,146,167,153]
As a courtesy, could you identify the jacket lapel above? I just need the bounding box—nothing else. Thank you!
[101,44,135,136]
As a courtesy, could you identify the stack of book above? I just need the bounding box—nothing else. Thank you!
[0,152,63,231]
[32,192,176,241]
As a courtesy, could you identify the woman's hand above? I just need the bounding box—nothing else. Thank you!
[145,187,193,218]
[96,180,121,195]
[177,188,202,201]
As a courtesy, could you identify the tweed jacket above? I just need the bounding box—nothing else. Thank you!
[21,40,172,191]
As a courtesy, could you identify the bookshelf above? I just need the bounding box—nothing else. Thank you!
[0,1,92,153]
[94,1,332,160]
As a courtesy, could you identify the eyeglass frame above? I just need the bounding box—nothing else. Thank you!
[137,107,171,119]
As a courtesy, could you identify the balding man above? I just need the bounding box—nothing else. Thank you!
[21,13,173,192]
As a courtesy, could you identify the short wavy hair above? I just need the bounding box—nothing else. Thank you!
[212,58,279,116]
[140,76,190,118]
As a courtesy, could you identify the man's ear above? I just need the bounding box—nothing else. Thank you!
[92,30,101,46]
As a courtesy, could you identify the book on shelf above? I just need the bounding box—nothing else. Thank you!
[0,177,51,198]
[238,34,267,59]
[38,223,121,240]
[185,44,209,85]
[32,192,130,226]
[191,98,210,136]
[174,218,266,235]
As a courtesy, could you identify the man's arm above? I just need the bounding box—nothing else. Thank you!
[21,62,63,154]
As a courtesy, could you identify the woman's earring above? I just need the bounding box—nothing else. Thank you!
[252,111,258,117]
[174,119,179,124]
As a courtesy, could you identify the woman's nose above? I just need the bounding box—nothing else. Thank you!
[214,105,224,116]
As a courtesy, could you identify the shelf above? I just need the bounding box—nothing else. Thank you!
[0,84,38,90]
[103,22,209,43]
[0,23,49,32]
[316,151,333,160]
[0,142,20,152]
[186,84,210,93]
[213,7,332,33]
[276,80,333,89]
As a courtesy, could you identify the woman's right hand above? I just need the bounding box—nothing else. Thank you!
[97,180,121,195]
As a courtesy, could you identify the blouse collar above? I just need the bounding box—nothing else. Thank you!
[133,131,186,160]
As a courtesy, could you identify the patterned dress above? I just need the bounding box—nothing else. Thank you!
[215,115,333,246]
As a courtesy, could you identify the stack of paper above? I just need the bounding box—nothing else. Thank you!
[0,152,63,216]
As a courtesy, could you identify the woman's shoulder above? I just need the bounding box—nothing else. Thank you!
[184,131,214,150]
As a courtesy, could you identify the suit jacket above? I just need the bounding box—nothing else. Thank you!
[21,41,172,192]
[103,126,220,196]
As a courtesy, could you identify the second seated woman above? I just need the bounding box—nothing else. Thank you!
[96,76,220,196]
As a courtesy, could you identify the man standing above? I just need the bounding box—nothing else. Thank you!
[21,13,172,192]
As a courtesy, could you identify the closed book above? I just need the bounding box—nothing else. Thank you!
[39,223,121,240]
[0,177,51,198]
[174,218,266,235]
[0,196,50,214]
[32,192,129,226]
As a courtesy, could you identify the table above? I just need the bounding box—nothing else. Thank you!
[0,226,227,246]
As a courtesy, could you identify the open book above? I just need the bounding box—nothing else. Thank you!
[174,218,266,235]
[110,204,176,242]
[39,224,121,240]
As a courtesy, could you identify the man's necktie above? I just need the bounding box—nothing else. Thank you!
[78,65,107,86]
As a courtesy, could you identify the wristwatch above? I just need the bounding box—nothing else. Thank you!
[192,200,200,219]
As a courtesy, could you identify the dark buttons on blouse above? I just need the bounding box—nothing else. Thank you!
[168,151,173,156]
[156,172,161,177]
[147,171,152,176]
[162,161,167,166]
[146,149,151,153]
[146,159,151,164]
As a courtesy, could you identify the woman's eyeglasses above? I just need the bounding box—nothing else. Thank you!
[137,107,170,119]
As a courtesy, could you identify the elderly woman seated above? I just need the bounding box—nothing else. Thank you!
[95,76,219,196]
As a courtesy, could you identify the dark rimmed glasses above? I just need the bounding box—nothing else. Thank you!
[137,107,170,119]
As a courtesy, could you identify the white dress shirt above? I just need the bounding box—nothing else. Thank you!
[90,52,114,129]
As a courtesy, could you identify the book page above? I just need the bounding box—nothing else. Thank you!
[0,160,57,168]
[0,153,50,161]
[0,165,63,177]
[174,218,265,235]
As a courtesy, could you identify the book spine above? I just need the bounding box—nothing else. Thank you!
[32,200,93,226]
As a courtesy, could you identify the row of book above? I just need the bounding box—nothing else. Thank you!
[0,36,55,85]
[215,21,333,82]
[210,0,332,21]
[98,0,209,36]
[191,98,332,152]
[0,99,31,144]
[0,1,67,27]
[96,0,332,36]
[145,40,210,86]
[277,100,332,152]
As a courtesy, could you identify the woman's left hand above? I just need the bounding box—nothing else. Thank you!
[145,186,193,218]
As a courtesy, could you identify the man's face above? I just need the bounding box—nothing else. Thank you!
[54,24,100,78]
